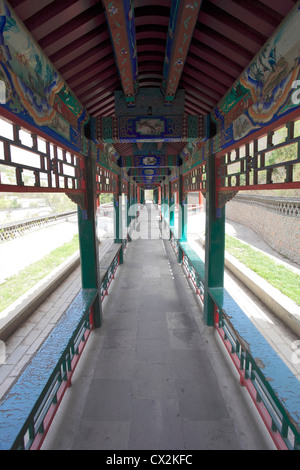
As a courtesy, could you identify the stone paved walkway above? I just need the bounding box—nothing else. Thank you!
[41,206,274,450]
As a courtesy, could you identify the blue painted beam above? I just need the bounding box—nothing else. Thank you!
[96,114,206,143]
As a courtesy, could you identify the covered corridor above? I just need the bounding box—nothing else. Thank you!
[41,204,273,450]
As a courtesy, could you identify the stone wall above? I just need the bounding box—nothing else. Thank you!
[226,195,300,265]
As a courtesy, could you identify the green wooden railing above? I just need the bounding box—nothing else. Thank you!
[169,229,300,450]
[0,242,125,450]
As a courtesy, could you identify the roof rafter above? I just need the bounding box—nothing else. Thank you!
[162,0,202,105]
[103,0,138,107]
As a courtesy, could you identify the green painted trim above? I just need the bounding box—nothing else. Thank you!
[77,157,102,327]
[114,176,123,246]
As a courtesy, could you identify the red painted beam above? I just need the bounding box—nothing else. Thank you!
[84,92,115,110]
[209,0,277,37]
[88,96,115,115]
[73,70,118,97]
[78,79,120,104]
[67,57,116,89]
[185,54,235,88]
[189,42,243,78]
[59,41,112,76]
[185,97,211,113]
[138,79,161,87]
[184,88,216,108]
[258,0,296,16]
[193,24,252,68]
[184,106,206,116]
[10,0,53,22]
[180,76,223,101]
[136,28,167,42]
[39,5,105,54]
[138,62,163,72]
[134,5,170,28]
[24,0,100,41]
[49,27,109,69]
[137,40,166,53]
[183,63,229,95]
[136,52,165,64]
[94,103,116,117]
[138,74,162,82]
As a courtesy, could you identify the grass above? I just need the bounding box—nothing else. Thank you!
[0,234,79,312]
[1,230,299,312]
[225,234,300,306]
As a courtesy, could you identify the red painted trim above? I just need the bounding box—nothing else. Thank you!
[0,185,85,194]
[218,181,300,192]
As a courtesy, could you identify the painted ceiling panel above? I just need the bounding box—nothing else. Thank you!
[9,0,296,118]
[7,0,299,180]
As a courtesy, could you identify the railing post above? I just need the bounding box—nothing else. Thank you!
[203,154,225,326]
[77,155,102,328]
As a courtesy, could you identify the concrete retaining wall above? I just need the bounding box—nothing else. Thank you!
[196,235,300,338]
[226,195,300,265]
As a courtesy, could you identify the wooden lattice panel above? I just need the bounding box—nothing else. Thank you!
[218,119,300,192]
[95,164,117,194]
[0,118,83,193]
[183,164,206,193]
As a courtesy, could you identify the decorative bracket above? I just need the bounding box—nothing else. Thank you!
[217,190,238,209]
[66,191,87,212]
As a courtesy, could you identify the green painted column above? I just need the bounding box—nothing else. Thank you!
[132,183,137,225]
[153,187,158,205]
[114,174,123,263]
[132,183,136,218]
[127,182,131,241]
[134,183,138,215]
[168,182,174,239]
[77,155,102,328]
[161,183,165,224]
[164,182,169,229]
[177,168,187,263]
[203,154,225,326]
